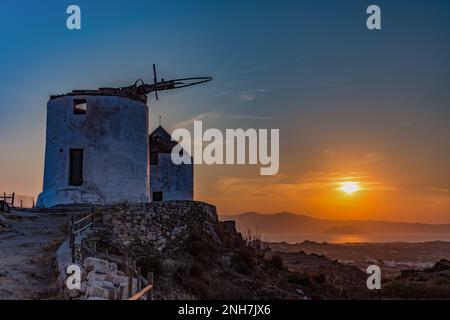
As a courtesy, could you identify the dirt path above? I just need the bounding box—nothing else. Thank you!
[0,210,69,300]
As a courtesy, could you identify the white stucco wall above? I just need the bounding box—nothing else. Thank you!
[36,95,150,208]
[150,153,193,201]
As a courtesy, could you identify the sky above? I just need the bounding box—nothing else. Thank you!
[0,0,449,223]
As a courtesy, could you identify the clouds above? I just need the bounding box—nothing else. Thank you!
[321,149,387,166]
[427,187,449,194]
[173,112,222,129]
[213,171,393,200]
[172,111,275,129]
[237,89,268,101]
[355,152,387,165]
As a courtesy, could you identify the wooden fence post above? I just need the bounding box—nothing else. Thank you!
[91,208,95,230]
[70,216,75,263]
[11,193,15,207]
[118,285,124,301]
[81,239,85,263]
[128,256,133,298]
[132,260,136,277]
[147,272,154,300]
[137,267,142,292]
[124,249,128,275]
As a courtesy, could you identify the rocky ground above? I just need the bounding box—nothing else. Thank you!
[382,259,450,299]
[269,241,450,278]
[89,202,308,300]
[270,241,450,299]
[276,251,379,299]
[0,210,68,299]
[1,203,308,301]
[7,203,447,300]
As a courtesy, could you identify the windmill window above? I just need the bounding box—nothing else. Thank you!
[73,99,87,115]
[152,192,163,202]
[69,149,84,186]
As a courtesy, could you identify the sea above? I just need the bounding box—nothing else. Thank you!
[261,233,450,244]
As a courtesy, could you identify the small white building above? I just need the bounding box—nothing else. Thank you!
[36,90,150,208]
[149,126,193,202]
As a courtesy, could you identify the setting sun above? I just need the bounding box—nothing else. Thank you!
[339,182,360,195]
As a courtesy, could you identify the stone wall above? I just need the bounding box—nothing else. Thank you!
[101,201,219,256]
[54,201,221,299]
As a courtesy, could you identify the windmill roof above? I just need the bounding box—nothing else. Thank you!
[50,88,147,104]
[149,126,179,153]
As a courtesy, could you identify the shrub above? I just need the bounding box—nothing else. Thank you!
[137,255,163,275]
[187,235,218,263]
[270,255,284,269]
[313,273,326,284]
[174,265,210,298]
[287,272,311,286]
[189,263,206,278]
[231,247,256,275]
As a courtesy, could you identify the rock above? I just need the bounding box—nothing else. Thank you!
[220,221,237,237]
[86,297,108,300]
[87,271,106,285]
[109,262,118,272]
[0,201,10,214]
[117,279,139,300]
[104,272,117,282]
[88,281,116,300]
[0,215,11,229]
[97,280,116,290]
[172,226,183,236]
[66,287,82,298]
[80,281,88,294]
[112,275,130,287]
[0,270,9,277]
[296,288,305,295]
[84,257,110,274]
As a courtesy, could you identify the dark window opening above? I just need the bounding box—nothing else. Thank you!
[69,149,84,186]
[150,152,158,165]
[152,192,163,202]
[73,99,87,115]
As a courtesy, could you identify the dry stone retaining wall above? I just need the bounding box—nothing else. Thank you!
[56,201,220,299]
[100,201,220,256]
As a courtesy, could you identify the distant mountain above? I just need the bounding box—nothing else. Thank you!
[220,212,450,235]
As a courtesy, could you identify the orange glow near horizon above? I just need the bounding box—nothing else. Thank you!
[195,164,450,224]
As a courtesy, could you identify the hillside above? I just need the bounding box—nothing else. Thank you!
[222,212,450,235]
